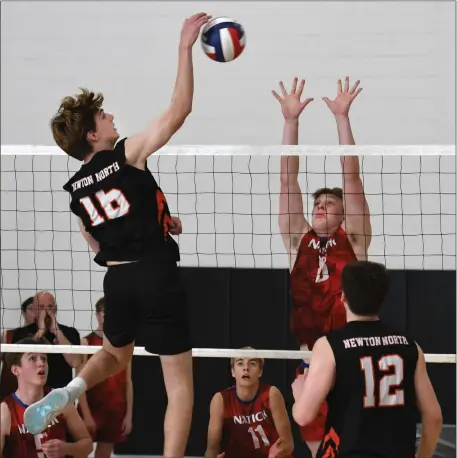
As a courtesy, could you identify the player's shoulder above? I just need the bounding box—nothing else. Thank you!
[63,138,128,192]
[1,400,12,430]
[267,385,283,400]
[210,391,225,414]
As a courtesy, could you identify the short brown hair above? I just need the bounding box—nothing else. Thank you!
[50,88,104,161]
[95,297,105,313]
[231,347,264,369]
[5,337,48,369]
[312,187,343,201]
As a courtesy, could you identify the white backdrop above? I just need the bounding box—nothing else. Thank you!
[1,1,455,335]
[1,1,455,145]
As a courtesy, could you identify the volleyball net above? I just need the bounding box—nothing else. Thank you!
[0,145,455,365]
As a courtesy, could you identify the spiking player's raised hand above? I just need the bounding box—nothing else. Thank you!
[322,76,362,118]
[180,13,212,48]
[272,78,314,121]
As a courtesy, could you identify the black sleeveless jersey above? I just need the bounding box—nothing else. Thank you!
[63,138,179,266]
[318,320,418,458]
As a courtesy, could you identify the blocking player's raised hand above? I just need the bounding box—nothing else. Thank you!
[322,76,362,118]
[272,78,314,121]
[180,13,212,48]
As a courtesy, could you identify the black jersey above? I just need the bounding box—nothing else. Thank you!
[318,320,418,458]
[63,138,179,266]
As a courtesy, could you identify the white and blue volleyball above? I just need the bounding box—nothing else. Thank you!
[201,17,246,63]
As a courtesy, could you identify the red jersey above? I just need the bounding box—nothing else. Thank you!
[220,383,290,458]
[2,389,68,458]
[85,332,127,411]
[0,330,17,400]
[290,226,357,348]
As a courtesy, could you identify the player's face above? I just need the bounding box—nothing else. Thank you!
[36,293,57,325]
[96,309,105,328]
[231,358,263,386]
[94,109,119,146]
[23,303,38,325]
[311,194,344,234]
[13,353,48,387]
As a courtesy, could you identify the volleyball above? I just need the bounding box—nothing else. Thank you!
[201,17,246,63]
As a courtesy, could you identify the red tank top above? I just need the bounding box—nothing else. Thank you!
[0,330,18,400]
[220,383,291,458]
[2,389,68,458]
[85,332,127,410]
[290,226,357,348]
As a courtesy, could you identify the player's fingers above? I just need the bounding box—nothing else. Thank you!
[349,79,360,94]
[279,81,288,97]
[353,87,363,98]
[322,96,331,107]
[302,97,314,108]
[337,79,342,94]
[344,76,350,92]
[191,12,208,21]
[291,77,298,94]
[197,15,211,27]
[296,79,306,98]
[271,90,283,103]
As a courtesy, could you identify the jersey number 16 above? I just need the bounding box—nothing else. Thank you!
[80,189,130,226]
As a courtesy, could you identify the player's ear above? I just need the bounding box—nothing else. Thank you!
[11,364,20,377]
[341,291,347,305]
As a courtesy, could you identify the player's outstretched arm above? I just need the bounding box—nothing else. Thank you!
[205,393,224,458]
[124,13,211,169]
[323,77,371,251]
[268,386,294,458]
[414,344,443,458]
[272,79,313,257]
[0,402,11,456]
[292,337,335,426]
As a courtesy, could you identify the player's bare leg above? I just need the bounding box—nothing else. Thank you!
[160,350,194,458]
[77,339,134,389]
[24,339,133,434]
[94,442,114,458]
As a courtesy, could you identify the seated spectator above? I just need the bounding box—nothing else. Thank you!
[1,297,36,399]
[6,291,82,389]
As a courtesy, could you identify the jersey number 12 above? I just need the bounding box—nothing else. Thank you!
[80,188,130,226]
[360,354,404,407]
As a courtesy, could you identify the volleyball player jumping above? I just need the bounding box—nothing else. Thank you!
[273,76,371,456]
[23,12,210,458]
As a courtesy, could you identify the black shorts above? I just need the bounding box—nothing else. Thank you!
[102,259,191,355]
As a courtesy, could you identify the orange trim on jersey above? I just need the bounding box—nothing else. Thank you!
[321,427,340,458]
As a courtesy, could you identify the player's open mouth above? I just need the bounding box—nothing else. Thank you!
[242,375,250,380]
[37,370,45,376]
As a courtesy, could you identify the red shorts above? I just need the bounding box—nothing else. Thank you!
[295,363,327,442]
[90,406,127,444]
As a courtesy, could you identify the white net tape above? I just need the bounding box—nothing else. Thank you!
[0,344,455,364]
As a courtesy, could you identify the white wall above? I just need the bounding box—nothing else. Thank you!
[1,1,455,335]
[1,1,455,145]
